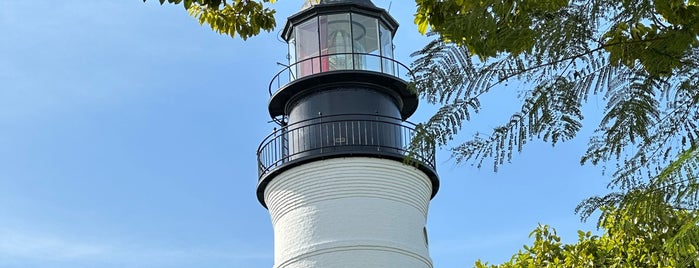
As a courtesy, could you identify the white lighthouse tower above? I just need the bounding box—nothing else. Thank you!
[256,1,440,267]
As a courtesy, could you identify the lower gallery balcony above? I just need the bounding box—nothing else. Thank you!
[256,114,439,205]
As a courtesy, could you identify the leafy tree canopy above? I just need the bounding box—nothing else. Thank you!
[414,0,699,76]
[411,0,699,214]
[410,0,699,258]
[144,0,277,40]
[476,204,699,267]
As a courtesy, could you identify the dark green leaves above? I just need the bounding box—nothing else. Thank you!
[415,0,568,59]
[144,0,277,40]
[188,1,276,40]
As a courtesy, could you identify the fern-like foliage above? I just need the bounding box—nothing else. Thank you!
[578,145,699,246]
[411,0,699,252]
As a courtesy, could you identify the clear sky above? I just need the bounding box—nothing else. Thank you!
[0,1,609,267]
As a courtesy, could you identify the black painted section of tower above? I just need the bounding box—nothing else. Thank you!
[268,71,417,120]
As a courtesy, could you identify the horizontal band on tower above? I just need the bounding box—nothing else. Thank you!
[275,240,434,268]
[264,157,432,225]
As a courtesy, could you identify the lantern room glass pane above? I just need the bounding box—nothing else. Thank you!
[295,18,320,78]
[351,14,380,72]
[288,35,297,80]
[320,14,353,71]
[379,22,395,75]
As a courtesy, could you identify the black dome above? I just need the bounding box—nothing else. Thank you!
[301,0,376,9]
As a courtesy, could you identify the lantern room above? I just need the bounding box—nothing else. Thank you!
[281,0,398,78]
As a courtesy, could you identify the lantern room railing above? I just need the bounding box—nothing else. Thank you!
[269,52,413,96]
[256,114,436,180]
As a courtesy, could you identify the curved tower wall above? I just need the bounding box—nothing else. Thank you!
[264,157,434,268]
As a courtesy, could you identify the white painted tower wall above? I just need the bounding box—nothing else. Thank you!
[264,157,434,268]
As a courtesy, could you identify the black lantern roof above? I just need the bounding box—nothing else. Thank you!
[302,0,376,9]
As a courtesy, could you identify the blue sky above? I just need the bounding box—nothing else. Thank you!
[0,1,609,267]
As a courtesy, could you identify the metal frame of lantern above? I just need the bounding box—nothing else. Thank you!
[281,3,399,82]
[285,14,391,77]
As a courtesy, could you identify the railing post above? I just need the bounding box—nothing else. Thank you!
[318,115,323,154]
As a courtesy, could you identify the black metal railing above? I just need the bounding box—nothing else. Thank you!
[257,114,436,180]
[269,52,414,96]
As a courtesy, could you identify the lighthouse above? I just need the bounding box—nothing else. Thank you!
[256,0,440,267]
